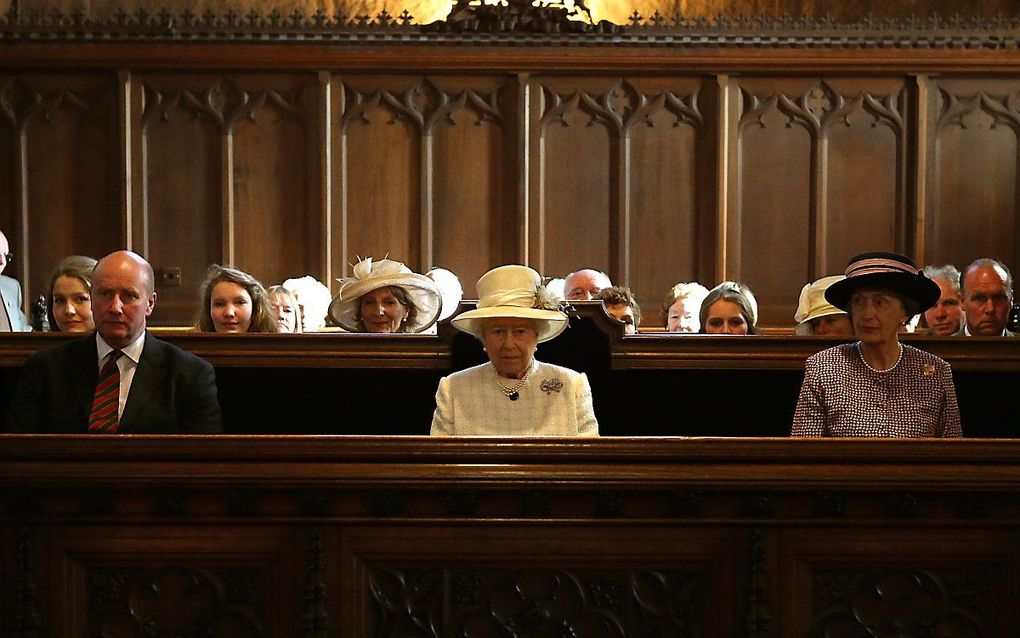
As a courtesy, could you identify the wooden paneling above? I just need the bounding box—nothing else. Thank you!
[136,75,225,325]
[0,75,119,308]
[2,43,1020,327]
[428,77,515,298]
[229,75,320,288]
[733,77,910,325]
[6,437,1020,634]
[338,76,425,274]
[926,77,1020,273]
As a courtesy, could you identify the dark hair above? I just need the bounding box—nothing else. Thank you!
[355,285,419,333]
[699,281,758,335]
[46,255,98,331]
[193,264,278,333]
[267,285,303,333]
[594,285,642,328]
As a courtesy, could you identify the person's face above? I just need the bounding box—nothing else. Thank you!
[667,297,699,333]
[808,313,854,337]
[91,253,155,348]
[269,292,297,333]
[605,303,636,334]
[564,271,608,301]
[210,281,252,333]
[51,275,95,333]
[481,317,540,378]
[850,288,906,346]
[963,266,1011,336]
[359,287,409,333]
[704,300,749,335]
[0,231,9,275]
[924,278,963,336]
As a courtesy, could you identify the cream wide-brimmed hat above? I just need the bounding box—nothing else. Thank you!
[328,257,442,333]
[452,265,567,343]
[794,275,848,335]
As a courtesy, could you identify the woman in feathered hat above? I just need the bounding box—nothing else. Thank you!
[791,252,962,437]
[328,257,442,333]
[430,264,599,437]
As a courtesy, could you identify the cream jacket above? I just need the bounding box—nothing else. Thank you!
[430,360,599,437]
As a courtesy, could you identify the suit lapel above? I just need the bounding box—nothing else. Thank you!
[72,336,101,422]
[120,332,166,433]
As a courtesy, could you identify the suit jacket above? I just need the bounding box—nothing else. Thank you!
[951,325,1018,336]
[431,360,599,437]
[0,274,31,332]
[5,332,223,433]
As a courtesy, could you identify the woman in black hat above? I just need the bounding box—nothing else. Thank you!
[791,252,962,437]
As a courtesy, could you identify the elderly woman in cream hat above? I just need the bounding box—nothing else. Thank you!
[328,257,442,333]
[793,275,854,336]
[430,265,599,437]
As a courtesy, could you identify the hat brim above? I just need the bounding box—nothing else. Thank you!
[452,306,568,343]
[328,275,442,333]
[794,307,848,335]
[824,272,941,314]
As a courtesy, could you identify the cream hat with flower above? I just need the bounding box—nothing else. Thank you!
[452,265,567,343]
[328,257,442,333]
[794,275,848,335]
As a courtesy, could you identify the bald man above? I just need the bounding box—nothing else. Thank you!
[563,268,612,301]
[6,250,222,433]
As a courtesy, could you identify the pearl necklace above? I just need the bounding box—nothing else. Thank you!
[857,342,903,373]
[492,361,534,401]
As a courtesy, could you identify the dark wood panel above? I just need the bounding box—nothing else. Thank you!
[339,76,423,273]
[43,526,302,636]
[230,75,320,288]
[822,78,907,271]
[5,438,1020,635]
[735,78,814,326]
[627,77,715,325]
[531,77,617,279]
[778,528,1018,635]
[928,77,1020,272]
[0,75,119,307]
[136,75,225,325]
[429,76,514,298]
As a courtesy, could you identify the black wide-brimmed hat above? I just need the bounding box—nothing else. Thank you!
[824,252,941,313]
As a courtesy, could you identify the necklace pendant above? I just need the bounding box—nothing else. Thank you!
[509,391,519,401]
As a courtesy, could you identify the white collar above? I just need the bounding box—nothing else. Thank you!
[96,330,146,365]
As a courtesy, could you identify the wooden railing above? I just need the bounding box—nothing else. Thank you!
[1,435,1018,635]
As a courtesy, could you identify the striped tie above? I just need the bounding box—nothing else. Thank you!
[88,350,123,434]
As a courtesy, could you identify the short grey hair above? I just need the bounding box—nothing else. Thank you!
[921,264,960,293]
[964,258,1014,302]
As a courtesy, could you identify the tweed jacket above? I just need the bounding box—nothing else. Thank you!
[431,360,599,436]
[791,342,962,438]
[0,274,31,331]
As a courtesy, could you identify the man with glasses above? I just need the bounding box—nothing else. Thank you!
[0,229,31,332]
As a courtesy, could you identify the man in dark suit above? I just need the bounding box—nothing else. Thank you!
[6,250,222,433]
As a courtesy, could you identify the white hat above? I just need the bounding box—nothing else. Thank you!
[452,265,567,343]
[426,268,464,322]
[794,275,848,335]
[328,257,442,333]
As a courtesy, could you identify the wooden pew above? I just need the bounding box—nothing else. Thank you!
[2,302,1017,436]
[1,436,1018,635]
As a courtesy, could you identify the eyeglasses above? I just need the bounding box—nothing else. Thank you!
[1,252,11,261]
